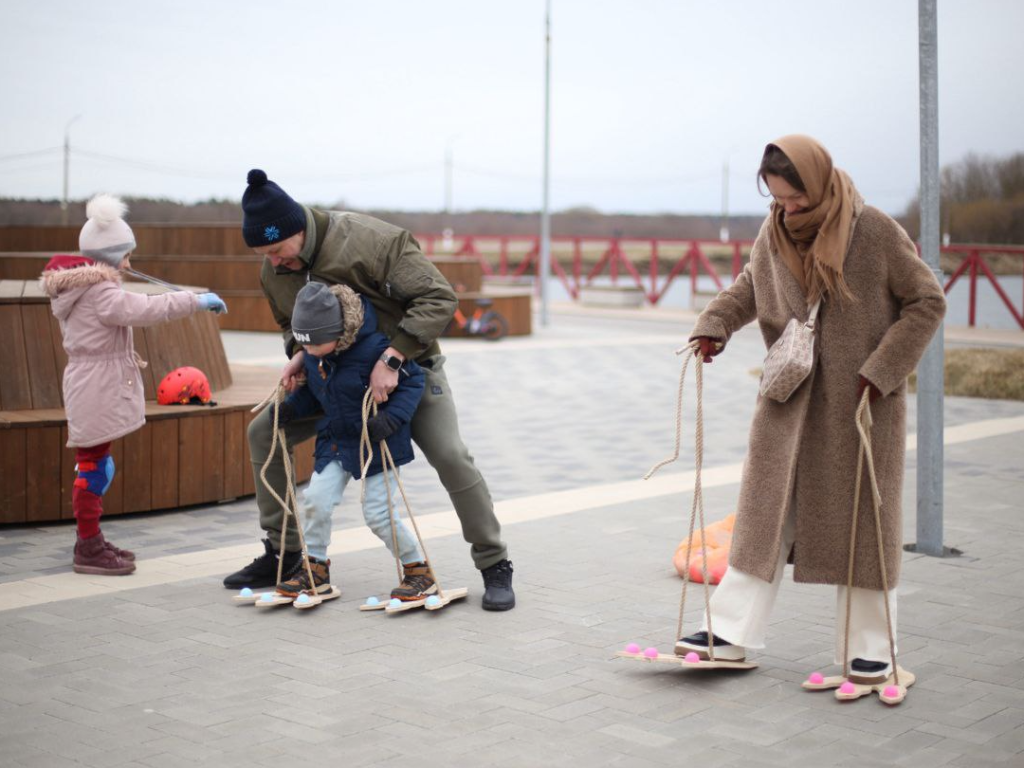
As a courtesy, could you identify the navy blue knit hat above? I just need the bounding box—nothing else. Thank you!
[241,169,307,247]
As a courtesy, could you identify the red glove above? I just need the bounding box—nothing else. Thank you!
[693,337,724,363]
[858,375,882,404]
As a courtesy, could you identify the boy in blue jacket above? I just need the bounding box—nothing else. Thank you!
[274,281,433,601]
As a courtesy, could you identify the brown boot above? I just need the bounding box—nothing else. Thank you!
[276,557,332,597]
[73,533,136,576]
[104,539,136,561]
[391,561,437,602]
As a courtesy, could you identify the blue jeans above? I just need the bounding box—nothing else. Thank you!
[301,461,423,564]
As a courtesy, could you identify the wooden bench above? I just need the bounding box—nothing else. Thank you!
[0,250,533,336]
[0,280,313,524]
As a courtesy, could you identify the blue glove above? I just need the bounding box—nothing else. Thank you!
[197,293,228,314]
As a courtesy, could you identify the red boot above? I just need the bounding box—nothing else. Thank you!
[73,532,136,576]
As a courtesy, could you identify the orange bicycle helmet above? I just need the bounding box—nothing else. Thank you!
[157,366,213,405]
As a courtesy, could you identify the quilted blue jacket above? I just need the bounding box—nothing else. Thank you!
[283,298,424,478]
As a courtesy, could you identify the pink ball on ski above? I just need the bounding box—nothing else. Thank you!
[625,643,641,654]
[883,686,900,699]
[808,672,824,685]
[643,647,659,659]
[839,682,857,694]
[684,652,700,663]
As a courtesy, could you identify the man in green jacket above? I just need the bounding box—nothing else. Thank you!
[223,169,515,610]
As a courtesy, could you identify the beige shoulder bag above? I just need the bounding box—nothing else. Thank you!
[759,298,822,403]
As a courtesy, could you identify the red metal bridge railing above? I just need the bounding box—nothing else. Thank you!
[419,234,1024,329]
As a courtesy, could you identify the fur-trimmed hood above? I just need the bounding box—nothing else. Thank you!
[40,260,122,321]
[327,284,366,352]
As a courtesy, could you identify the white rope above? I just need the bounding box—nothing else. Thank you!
[644,342,715,659]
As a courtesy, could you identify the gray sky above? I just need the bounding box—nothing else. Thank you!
[2,0,1022,216]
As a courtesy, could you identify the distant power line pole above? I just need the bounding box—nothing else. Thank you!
[909,0,956,559]
[61,114,81,226]
[539,0,552,328]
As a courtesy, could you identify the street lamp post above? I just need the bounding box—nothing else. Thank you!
[909,0,956,558]
[539,0,552,327]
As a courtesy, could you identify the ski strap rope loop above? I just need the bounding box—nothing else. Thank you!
[644,342,715,660]
[843,390,900,686]
[359,389,447,600]
[252,386,318,593]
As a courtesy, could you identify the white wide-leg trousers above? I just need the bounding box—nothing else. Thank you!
[700,504,897,668]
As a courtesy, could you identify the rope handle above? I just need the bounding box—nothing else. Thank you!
[358,389,447,600]
[251,387,319,594]
[841,389,899,686]
[644,340,716,659]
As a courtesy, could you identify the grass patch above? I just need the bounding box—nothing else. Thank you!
[909,348,1024,401]
[750,348,1024,401]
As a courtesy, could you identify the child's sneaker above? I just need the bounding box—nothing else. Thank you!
[73,533,136,576]
[391,561,437,602]
[276,557,332,597]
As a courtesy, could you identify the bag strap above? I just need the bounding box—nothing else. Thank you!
[806,297,823,328]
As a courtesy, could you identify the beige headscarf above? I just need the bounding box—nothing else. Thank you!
[766,135,861,306]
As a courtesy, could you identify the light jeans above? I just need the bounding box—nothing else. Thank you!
[701,503,898,669]
[301,460,422,564]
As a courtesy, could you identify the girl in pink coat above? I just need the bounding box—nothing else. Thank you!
[40,194,227,576]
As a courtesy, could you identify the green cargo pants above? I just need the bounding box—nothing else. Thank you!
[247,354,508,570]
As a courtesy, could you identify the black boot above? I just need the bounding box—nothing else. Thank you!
[222,539,302,589]
[481,559,515,611]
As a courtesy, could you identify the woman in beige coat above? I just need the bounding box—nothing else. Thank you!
[675,136,946,684]
[41,194,227,576]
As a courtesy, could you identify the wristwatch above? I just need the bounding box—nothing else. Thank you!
[379,352,403,371]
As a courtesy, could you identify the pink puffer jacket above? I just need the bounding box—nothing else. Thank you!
[40,259,199,447]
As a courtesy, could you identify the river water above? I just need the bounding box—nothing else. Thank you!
[536,274,1023,331]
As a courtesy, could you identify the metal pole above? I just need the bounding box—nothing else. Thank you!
[911,0,953,558]
[444,142,453,215]
[720,158,730,242]
[539,0,552,327]
[61,115,81,226]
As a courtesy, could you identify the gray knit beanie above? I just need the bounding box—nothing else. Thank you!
[291,282,344,346]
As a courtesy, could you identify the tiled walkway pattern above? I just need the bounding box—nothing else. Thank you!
[1,310,1023,767]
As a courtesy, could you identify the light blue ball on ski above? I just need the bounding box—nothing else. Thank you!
[295,594,311,605]
[366,596,380,606]
[239,587,253,597]
[389,598,402,608]
[425,596,441,607]
[260,593,275,602]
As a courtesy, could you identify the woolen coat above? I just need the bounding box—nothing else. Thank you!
[41,262,198,447]
[691,204,946,590]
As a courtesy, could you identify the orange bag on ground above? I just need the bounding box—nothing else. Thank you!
[672,513,736,584]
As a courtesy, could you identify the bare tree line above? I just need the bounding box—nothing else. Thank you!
[904,152,1024,245]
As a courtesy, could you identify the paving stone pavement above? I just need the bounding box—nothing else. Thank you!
[1,307,1023,767]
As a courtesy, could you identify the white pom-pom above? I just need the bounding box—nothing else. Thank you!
[85,194,128,229]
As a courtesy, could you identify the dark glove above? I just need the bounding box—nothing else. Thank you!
[693,336,724,363]
[274,400,296,425]
[857,375,882,404]
[366,411,401,443]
